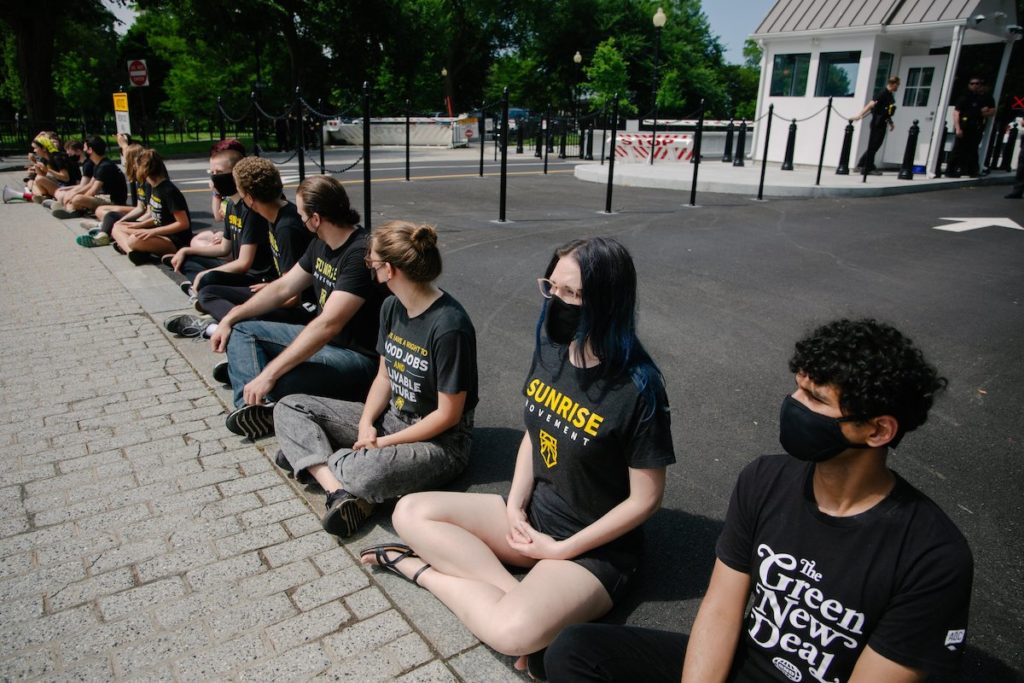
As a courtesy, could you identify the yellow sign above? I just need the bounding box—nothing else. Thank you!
[113,93,129,112]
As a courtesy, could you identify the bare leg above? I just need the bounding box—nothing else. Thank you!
[377,492,614,656]
[307,463,343,493]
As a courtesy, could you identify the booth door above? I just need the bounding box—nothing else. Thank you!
[883,56,947,165]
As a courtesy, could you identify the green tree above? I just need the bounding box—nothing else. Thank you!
[584,38,635,115]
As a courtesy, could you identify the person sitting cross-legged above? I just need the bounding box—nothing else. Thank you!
[274,220,478,538]
[543,318,973,683]
[209,175,383,440]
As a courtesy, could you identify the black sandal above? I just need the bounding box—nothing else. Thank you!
[360,543,431,586]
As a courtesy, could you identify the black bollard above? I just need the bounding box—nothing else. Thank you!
[999,124,1018,172]
[815,97,833,186]
[586,120,595,160]
[534,121,542,158]
[295,88,306,182]
[757,104,773,200]
[362,82,371,231]
[781,119,797,171]
[543,110,550,174]
[604,97,619,214]
[516,125,524,154]
[689,98,705,207]
[600,112,608,165]
[733,121,747,167]
[836,120,854,175]
[405,99,411,182]
[558,118,567,159]
[722,119,735,162]
[897,119,919,180]
[499,87,509,222]
[217,97,226,141]
[546,115,555,153]
[319,98,327,174]
[934,123,947,177]
[478,111,485,177]
[251,92,260,157]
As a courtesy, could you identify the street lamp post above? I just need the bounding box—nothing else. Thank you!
[441,67,450,118]
[649,7,667,165]
[573,50,583,136]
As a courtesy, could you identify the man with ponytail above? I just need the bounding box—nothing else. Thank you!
[210,175,383,440]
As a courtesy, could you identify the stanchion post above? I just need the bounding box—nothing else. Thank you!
[217,97,226,141]
[499,87,509,223]
[558,118,567,158]
[781,119,796,171]
[362,82,372,231]
[600,110,608,165]
[543,110,550,174]
[722,119,734,162]
[405,99,411,182]
[251,92,260,157]
[757,104,773,200]
[898,119,919,180]
[586,119,595,160]
[836,120,854,175]
[295,88,306,182]
[318,98,326,173]
[815,97,833,186]
[478,109,485,177]
[985,122,1002,169]
[534,120,542,158]
[604,97,620,214]
[516,124,524,154]
[999,123,1018,172]
[733,120,747,167]
[689,98,704,207]
[934,123,947,177]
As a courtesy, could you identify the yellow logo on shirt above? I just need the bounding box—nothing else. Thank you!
[539,430,558,468]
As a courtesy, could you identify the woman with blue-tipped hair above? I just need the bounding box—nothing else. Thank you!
[361,236,676,677]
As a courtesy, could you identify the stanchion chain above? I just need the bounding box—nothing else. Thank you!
[217,101,254,124]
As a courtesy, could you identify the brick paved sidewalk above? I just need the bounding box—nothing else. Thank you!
[0,183,519,681]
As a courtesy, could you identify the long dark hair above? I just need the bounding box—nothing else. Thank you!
[296,175,360,226]
[537,237,664,415]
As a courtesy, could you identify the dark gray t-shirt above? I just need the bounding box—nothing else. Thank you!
[376,292,478,418]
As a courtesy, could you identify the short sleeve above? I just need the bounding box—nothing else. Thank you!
[297,240,316,274]
[867,532,974,675]
[332,240,372,299]
[376,297,397,356]
[715,460,762,575]
[432,329,476,395]
[239,205,267,246]
[623,375,675,470]
[168,186,189,213]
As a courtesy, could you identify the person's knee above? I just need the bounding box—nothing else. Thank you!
[393,493,433,536]
[486,607,543,655]
[545,624,599,678]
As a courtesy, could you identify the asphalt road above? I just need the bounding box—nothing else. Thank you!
[169,153,1024,681]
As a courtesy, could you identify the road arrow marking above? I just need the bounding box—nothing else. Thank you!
[933,217,1023,233]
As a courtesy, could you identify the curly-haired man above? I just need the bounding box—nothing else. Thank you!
[545,318,973,683]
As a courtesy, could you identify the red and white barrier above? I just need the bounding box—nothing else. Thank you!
[613,133,694,162]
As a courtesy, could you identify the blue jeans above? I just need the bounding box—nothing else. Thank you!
[225,320,377,408]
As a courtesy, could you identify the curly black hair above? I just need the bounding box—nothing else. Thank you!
[789,319,947,446]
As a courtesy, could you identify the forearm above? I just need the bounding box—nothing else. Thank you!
[506,435,535,511]
[183,241,231,259]
[680,560,750,683]
[358,371,392,428]
[378,405,463,447]
[257,317,339,381]
[221,279,295,326]
[148,221,190,238]
[557,491,661,559]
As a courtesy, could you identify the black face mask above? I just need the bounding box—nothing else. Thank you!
[778,395,870,463]
[210,172,237,197]
[545,296,582,345]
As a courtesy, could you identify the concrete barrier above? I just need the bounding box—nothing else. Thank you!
[613,133,694,162]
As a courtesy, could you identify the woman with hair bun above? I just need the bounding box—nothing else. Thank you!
[274,220,478,539]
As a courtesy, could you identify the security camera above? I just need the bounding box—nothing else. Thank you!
[971,14,986,24]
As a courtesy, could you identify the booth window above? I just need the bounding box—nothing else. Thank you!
[770,53,810,96]
[873,52,894,94]
[815,51,861,97]
[903,67,935,107]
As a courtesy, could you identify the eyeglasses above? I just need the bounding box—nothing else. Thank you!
[364,256,387,271]
[537,278,582,304]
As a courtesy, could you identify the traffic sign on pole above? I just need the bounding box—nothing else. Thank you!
[112,93,131,135]
[127,59,149,87]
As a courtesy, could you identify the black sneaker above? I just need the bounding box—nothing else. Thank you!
[164,314,211,337]
[275,450,314,484]
[211,360,230,385]
[225,403,275,439]
[180,281,195,298]
[128,251,151,266]
[321,489,375,538]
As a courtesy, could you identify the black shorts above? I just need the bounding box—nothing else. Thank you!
[521,492,643,604]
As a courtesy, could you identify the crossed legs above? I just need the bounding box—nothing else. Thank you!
[376,491,613,657]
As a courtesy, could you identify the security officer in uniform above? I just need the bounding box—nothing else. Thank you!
[852,76,900,175]
[948,76,995,178]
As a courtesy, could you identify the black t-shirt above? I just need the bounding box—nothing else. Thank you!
[81,158,95,180]
[377,292,478,419]
[93,157,128,205]
[147,179,192,249]
[871,89,896,125]
[717,454,973,682]
[269,202,314,277]
[224,198,273,277]
[522,340,675,534]
[296,228,383,352]
[954,92,995,130]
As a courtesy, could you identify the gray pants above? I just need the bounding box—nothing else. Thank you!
[273,395,473,503]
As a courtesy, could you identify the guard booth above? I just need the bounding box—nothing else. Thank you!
[748,0,1020,175]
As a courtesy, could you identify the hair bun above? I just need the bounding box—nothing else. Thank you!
[346,208,361,225]
[411,224,438,252]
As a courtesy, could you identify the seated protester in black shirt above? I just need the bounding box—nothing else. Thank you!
[75,144,147,248]
[26,133,69,202]
[544,318,973,683]
[51,140,88,210]
[362,237,676,679]
[274,220,478,539]
[165,156,315,339]
[210,175,383,440]
[111,149,191,266]
[852,76,900,175]
[56,136,129,218]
